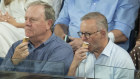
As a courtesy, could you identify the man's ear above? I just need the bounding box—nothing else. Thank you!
[46,19,53,30]
[100,29,107,38]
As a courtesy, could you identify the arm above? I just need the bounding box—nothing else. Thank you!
[54,24,68,39]
[0,11,25,28]
[67,47,88,76]
[1,41,21,71]
[110,30,128,43]
[12,42,29,65]
[14,22,25,28]
[67,59,79,76]
[53,0,70,39]
[110,0,139,43]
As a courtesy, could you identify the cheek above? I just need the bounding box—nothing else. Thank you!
[25,29,34,37]
[33,23,46,31]
[88,38,97,51]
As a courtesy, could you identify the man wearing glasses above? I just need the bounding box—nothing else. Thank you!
[54,0,139,52]
[67,12,135,79]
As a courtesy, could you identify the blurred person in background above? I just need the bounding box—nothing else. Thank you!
[130,8,140,70]
[0,0,63,57]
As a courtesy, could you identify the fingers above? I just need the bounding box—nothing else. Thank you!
[21,51,29,58]
[12,51,29,65]
[69,39,79,49]
[69,36,74,41]
[69,41,74,47]
[69,37,83,51]
[74,47,88,58]
[81,55,87,60]
[0,12,11,21]
[62,34,66,40]
[13,42,29,58]
[17,42,28,49]
[11,42,29,65]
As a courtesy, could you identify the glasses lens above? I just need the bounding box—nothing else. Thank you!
[85,33,90,38]
[77,32,81,37]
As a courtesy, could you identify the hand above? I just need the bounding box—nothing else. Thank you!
[69,37,83,51]
[0,11,6,22]
[135,40,140,47]
[0,11,17,26]
[72,47,88,66]
[67,46,88,76]
[12,42,29,65]
[0,11,9,22]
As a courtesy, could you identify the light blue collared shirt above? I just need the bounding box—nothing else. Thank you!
[55,0,139,50]
[76,40,135,78]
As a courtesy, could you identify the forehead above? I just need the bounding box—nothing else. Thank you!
[25,5,45,18]
[80,19,97,32]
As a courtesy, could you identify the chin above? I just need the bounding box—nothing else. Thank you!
[88,47,95,53]
[25,33,32,37]
[88,48,92,52]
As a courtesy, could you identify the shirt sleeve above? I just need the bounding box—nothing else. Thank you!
[42,44,74,75]
[54,0,70,27]
[113,0,139,38]
[1,41,22,71]
[1,44,16,71]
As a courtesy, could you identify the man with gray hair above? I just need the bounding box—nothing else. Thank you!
[67,12,135,79]
[1,1,73,75]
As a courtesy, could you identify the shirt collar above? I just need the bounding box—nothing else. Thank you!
[28,33,56,48]
[43,33,56,45]
[101,39,114,57]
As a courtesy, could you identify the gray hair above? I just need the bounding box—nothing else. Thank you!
[81,12,108,31]
[27,1,55,23]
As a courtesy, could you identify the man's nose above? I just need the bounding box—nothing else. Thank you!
[25,19,31,26]
[81,35,87,41]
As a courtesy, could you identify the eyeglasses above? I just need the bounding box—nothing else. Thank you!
[77,31,99,38]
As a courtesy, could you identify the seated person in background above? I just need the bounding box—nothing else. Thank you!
[0,0,63,57]
[1,1,73,75]
[0,0,27,57]
[134,9,140,48]
[41,0,63,19]
[67,12,135,79]
[54,0,139,51]
[130,9,140,70]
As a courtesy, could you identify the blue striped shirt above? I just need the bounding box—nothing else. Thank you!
[3,34,74,75]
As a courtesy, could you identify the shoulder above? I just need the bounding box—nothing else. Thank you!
[11,40,22,49]
[47,34,73,52]
[5,40,22,58]
[111,43,135,69]
[111,43,130,59]
[52,35,72,50]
